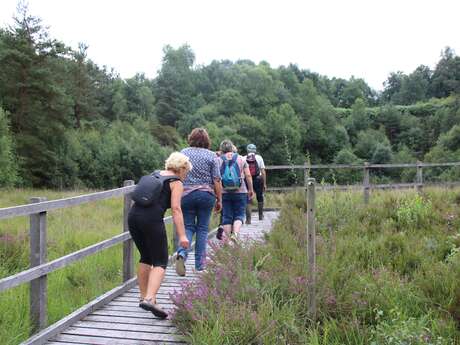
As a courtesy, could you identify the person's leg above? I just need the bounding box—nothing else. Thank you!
[128,213,152,301]
[140,266,168,318]
[216,210,224,240]
[254,177,264,220]
[137,263,151,300]
[245,196,252,224]
[222,194,233,237]
[194,192,216,270]
[145,266,166,300]
[177,192,197,260]
[232,193,248,234]
[140,222,169,318]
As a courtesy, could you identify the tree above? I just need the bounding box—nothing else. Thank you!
[354,129,391,160]
[0,107,19,186]
[382,71,405,103]
[430,47,460,98]
[68,43,99,128]
[0,3,73,185]
[155,44,196,126]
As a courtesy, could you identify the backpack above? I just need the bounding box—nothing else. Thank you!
[220,154,242,191]
[131,171,180,207]
[246,153,260,177]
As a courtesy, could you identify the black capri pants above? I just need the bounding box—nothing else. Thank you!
[128,212,168,269]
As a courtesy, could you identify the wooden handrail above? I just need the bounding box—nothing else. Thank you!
[0,182,176,335]
[0,185,136,220]
[0,216,172,293]
[265,161,460,170]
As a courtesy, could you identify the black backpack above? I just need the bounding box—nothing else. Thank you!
[132,171,180,207]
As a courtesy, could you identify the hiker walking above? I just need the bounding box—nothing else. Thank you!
[244,143,267,222]
[128,152,191,319]
[175,128,222,275]
[218,139,254,239]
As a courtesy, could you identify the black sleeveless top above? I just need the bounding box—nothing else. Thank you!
[129,173,179,222]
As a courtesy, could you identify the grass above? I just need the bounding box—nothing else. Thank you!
[0,188,281,344]
[171,187,460,344]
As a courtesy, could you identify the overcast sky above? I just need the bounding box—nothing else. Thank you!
[1,0,459,90]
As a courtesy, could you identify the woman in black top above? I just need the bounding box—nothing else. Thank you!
[128,152,191,318]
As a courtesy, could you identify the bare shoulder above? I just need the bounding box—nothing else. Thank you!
[169,180,183,188]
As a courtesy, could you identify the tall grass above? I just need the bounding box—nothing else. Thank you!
[0,188,282,344]
[172,188,460,344]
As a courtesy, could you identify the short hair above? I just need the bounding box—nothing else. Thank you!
[165,152,192,174]
[220,139,234,153]
[188,128,211,149]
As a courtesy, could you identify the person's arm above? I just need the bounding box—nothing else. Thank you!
[258,155,267,191]
[261,168,267,191]
[212,156,222,212]
[170,181,189,249]
[244,166,254,199]
[213,179,222,212]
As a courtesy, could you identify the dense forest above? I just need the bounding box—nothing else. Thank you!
[1,5,460,189]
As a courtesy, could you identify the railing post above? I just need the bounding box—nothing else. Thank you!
[363,162,370,204]
[304,162,310,190]
[29,197,47,334]
[306,178,316,322]
[123,180,135,282]
[416,161,423,193]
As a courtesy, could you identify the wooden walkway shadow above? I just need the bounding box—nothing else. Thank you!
[43,211,279,345]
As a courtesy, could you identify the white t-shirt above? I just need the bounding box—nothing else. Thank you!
[243,154,265,176]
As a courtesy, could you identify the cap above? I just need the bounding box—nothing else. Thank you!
[247,144,257,153]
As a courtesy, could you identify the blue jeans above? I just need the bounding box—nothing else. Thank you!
[222,193,247,225]
[177,191,215,271]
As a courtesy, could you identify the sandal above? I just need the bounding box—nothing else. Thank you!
[139,298,168,319]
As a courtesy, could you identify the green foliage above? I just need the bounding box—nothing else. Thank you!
[1,6,460,188]
[52,120,169,188]
[172,189,460,344]
[371,308,449,345]
[354,129,391,160]
[395,194,433,229]
[0,108,19,186]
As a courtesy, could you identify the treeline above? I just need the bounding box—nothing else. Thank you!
[1,5,460,188]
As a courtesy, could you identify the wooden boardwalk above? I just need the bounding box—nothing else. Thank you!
[45,211,279,345]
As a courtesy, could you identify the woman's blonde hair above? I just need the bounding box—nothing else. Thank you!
[165,152,192,173]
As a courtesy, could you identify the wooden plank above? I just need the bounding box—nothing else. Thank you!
[363,163,370,204]
[62,327,184,342]
[83,315,174,327]
[109,301,173,307]
[114,296,171,303]
[129,286,182,293]
[92,309,164,319]
[22,277,137,345]
[102,305,172,313]
[306,179,316,321]
[131,282,181,288]
[122,180,135,282]
[122,292,173,298]
[46,341,86,345]
[52,334,186,345]
[0,186,135,220]
[29,197,48,334]
[72,321,177,334]
[0,232,131,292]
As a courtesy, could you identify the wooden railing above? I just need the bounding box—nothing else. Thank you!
[0,180,175,342]
[2,160,460,342]
[265,161,460,203]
